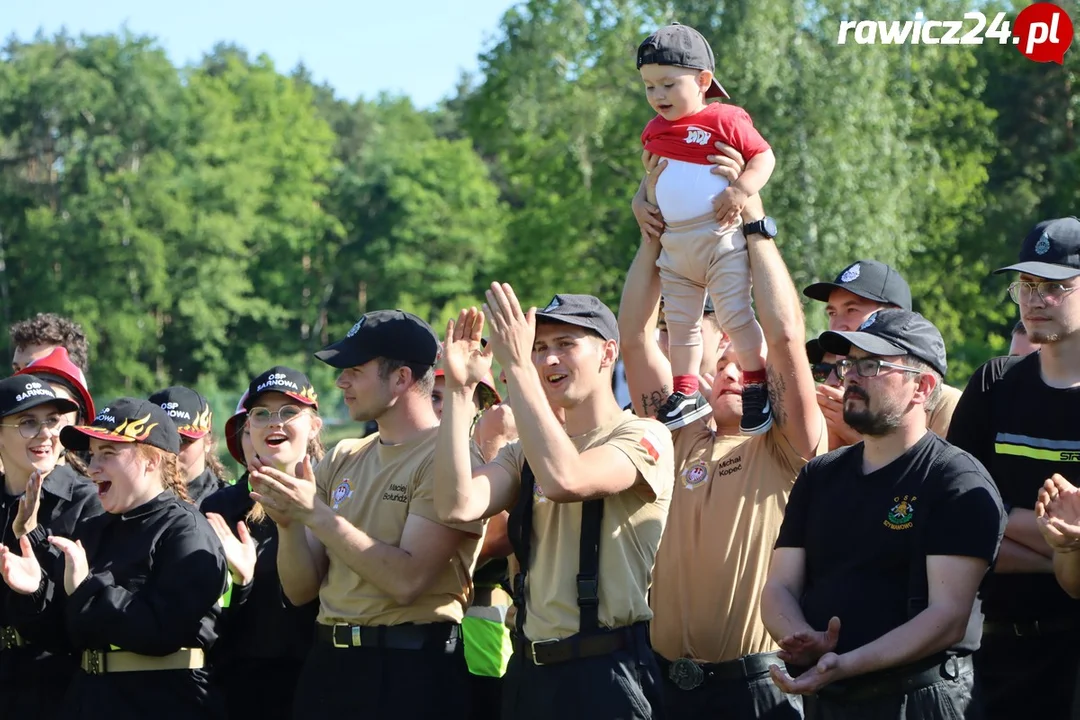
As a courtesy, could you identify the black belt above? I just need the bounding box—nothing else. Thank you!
[657,651,781,690]
[513,623,641,666]
[983,618,1080,638]
[315,622,460,651]
[818,653,972,703]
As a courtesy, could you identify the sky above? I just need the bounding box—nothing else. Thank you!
[1,0,520,108]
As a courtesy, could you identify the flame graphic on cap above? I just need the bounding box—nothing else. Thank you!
[296,386,318,404]
[177,406,213,434]
[113,414,159,441]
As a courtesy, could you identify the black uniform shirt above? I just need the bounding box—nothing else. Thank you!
[187,468,229,510]
[948,353,1080,622]
[11,491,228,656]
[201,476,317,665]
[776,432,1005,656]
[0,465,103,635]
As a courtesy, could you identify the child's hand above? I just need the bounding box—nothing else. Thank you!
[633,156,667,243]
[713,185,749,228]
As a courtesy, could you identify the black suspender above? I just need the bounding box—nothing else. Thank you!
[507,460,605,637]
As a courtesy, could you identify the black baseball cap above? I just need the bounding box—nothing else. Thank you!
[994,217,1080,281]
[637,23,730,99]
[536,294,620,343]
[148,386,212,440]
[806,338,826,365]
[60,397,180,455]
[315,310,440,370]
[803,260,913,310]
[819,309,947,377]
[243,366,319,410]
[0,375,80,419]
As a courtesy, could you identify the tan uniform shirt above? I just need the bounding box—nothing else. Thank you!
[314,428,484,626]
[650,419,827,663]
[928,384,962,438]
[491,411,674,641]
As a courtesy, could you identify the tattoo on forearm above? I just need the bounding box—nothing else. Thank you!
[641,387,669,417]
[766,365,788,428]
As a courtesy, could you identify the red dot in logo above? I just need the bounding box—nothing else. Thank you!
[1014,3,1074,64]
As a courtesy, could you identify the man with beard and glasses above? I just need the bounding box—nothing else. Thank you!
[947,217,1080,720]
[762,309,1005,718]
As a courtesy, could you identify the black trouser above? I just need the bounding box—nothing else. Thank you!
[213,657,305,720]
[805,654,978,720]
[974,625,1080,720]
[293,623,470,719]
[0,649,78,720]
[655,651,803,719]
[468,673,503,720]
[501,622,664,720]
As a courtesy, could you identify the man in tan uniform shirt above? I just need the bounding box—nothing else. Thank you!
[250,310,483,720]
[803,260,961,447]
[435,287,674,720]
[620,191,826,719]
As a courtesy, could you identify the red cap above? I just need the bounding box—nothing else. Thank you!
[17,347,95,421]
[224,390,249,466]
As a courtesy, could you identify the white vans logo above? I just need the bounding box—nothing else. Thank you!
[684,127,712,146]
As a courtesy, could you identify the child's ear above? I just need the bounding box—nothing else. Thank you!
[698,70,714,92]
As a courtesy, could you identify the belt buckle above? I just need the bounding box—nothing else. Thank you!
[1013,621,1038,638]
[669,658,705,691]
[530,639,559,666]
[83,649,104,675]
[0,627,17,650]
[332,624,361,649]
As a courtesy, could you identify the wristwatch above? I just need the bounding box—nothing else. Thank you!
[744,217,778,239]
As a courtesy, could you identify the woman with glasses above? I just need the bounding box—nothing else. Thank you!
[201,367,323,720]
[0,375,102,719]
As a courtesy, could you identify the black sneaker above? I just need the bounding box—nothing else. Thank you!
[740,382,773,435]
[656,391,712,430]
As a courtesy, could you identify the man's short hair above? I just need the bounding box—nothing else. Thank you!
[904,357,943,414]
[376,357,436,396]
[10,313,89,371]
[1012,320,1028,337]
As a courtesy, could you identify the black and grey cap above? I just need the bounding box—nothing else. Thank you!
[315,310,440,369]
[536,294,620,343]
[819,309,947,377]
[803,260,913,311]
[994,217,1080,281]
[0,375,80,419]
[636,23,730,99]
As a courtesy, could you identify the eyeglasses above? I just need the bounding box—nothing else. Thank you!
[0,415,64,439]
[835,358,923,380]
[247,405,306,429]
[1007,281,1078,307]
[810,362,837,383]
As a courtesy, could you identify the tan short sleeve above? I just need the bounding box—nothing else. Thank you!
[601,418,673,501]
[313,443,339,504]
[929,384,963,438]
[409,444,486,537]
[764,410,828,477]
[489,439,525,484]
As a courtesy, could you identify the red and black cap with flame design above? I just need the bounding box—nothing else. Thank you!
[60,397,181,455]
[148,386,212,440]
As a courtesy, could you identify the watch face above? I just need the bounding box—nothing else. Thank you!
[764,217,778,237]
